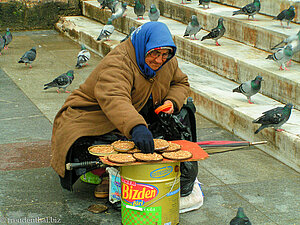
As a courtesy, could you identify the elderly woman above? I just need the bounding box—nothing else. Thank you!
[51,21,191,197]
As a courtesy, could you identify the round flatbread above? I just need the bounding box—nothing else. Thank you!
[111,140,135,152]
[127,148,142,154]
[159,142,181,152]
[107,153,136,164]
[154,139,169,151]
[133,153,163,162]
[162,150,193,160]
[88,145,116,156]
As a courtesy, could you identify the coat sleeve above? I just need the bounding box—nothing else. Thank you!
[164,57,190,111]
[93,53,147,138]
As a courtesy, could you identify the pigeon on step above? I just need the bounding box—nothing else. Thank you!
[97,19,115,41]
[18,47,36,68]
[232,0,261,20]
[98,0,118,13]
[266,44,293,70]
[273,6,295,29]
[252,103,293,134]
[76,44,91,68]
[148,4,160,21]
[271,30,300,50]
[199,0,211,9]
[4,28,12,49]
[183,15,202,40]
[230,207,252,225]
[134,0,145,20]
[44,70,75,93]
[201,17,225,46]
[233,75,263,104]
[110,2,127,21]
[0,36,5,55]
[120,27,135,43]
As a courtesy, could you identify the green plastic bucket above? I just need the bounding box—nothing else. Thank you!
[120,162,180,225]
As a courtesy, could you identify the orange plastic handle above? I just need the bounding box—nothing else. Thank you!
[154,103,173,114]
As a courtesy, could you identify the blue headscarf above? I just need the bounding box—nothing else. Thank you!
[131,22,177,78]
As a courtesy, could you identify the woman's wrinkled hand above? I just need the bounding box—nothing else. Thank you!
[163,100,174,114]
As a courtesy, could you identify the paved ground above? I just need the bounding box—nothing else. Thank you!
[0,30,299,225]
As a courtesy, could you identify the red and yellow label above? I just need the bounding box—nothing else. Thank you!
[122,178,158,206]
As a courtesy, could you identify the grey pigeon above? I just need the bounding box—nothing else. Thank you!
[134,0,145,20]
[98,0,118,13]
[233,75,263,104]
[4,28,12,49]
[232,0,261,20]
[230,207,252,225]
[120,27,135,43]
[0,36,5,55]
[186,97,196,113]
[183,15,202,40]
[76,44,91,68]
[110,2,127,21]
[199,0,211,9]
[252,103,293,134]
[97,19,115,41]
[44,70,75,93]
[266,44,293,70]
[18,47,36,68]
[273,6,295,28]
[271,30,300,50]
[201,17,225,46]
[148,4,160,21]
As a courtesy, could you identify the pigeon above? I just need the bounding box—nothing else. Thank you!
[0,36,5,55]
[201,17,225,46]
[266,44,293,70]
[271,30,300,50]
[230,207,252,225]
[233,75,263,104]
[232,0,261,20]
[273,6,295,29]
[44,70,75,93]
[4,28,12,50]
[120,27,135,43]
[134,0,145,20]
[98,0,118,13]
[199,0,211,9]
[97,19,115,41]
[18,47,37,68]
[110,2,127,21]
[148,4,160,21]
[183,15,202,40]
[252,103,293,134]
[186,97,196,113]
[76,44,91,68]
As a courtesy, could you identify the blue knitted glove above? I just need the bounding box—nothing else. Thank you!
[131,125,154,154]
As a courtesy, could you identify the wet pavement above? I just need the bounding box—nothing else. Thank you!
[0,30,299,225]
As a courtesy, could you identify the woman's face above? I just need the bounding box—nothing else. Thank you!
[145,49,170,71]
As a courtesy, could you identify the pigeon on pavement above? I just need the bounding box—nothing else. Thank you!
[4,28,12,50]
[134,0,145,20]
[232,0,261,20]
[230,207,252,225]
[0,36,5,55]
[183,15,202,40]
[110,2,127,21]
[266,44,293,70]
[76,44,91,68]
[233,75,263,104]
[252,103,293,134]
[120,27,135,43]
[44,70,75,93]
[273,6,295,29]
[148,4,160,21]
[97,19,115,41]
[201,17,225,46]
[18,47,36,68]
[199,0,211,9]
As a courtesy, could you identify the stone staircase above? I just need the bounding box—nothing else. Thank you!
[55,0,300,172]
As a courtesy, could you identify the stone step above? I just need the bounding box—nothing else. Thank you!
[55,15,300,172]
[83,1,300,110]
[212,0,300,23]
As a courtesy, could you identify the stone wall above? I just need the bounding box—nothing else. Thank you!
[0,0,81,30]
